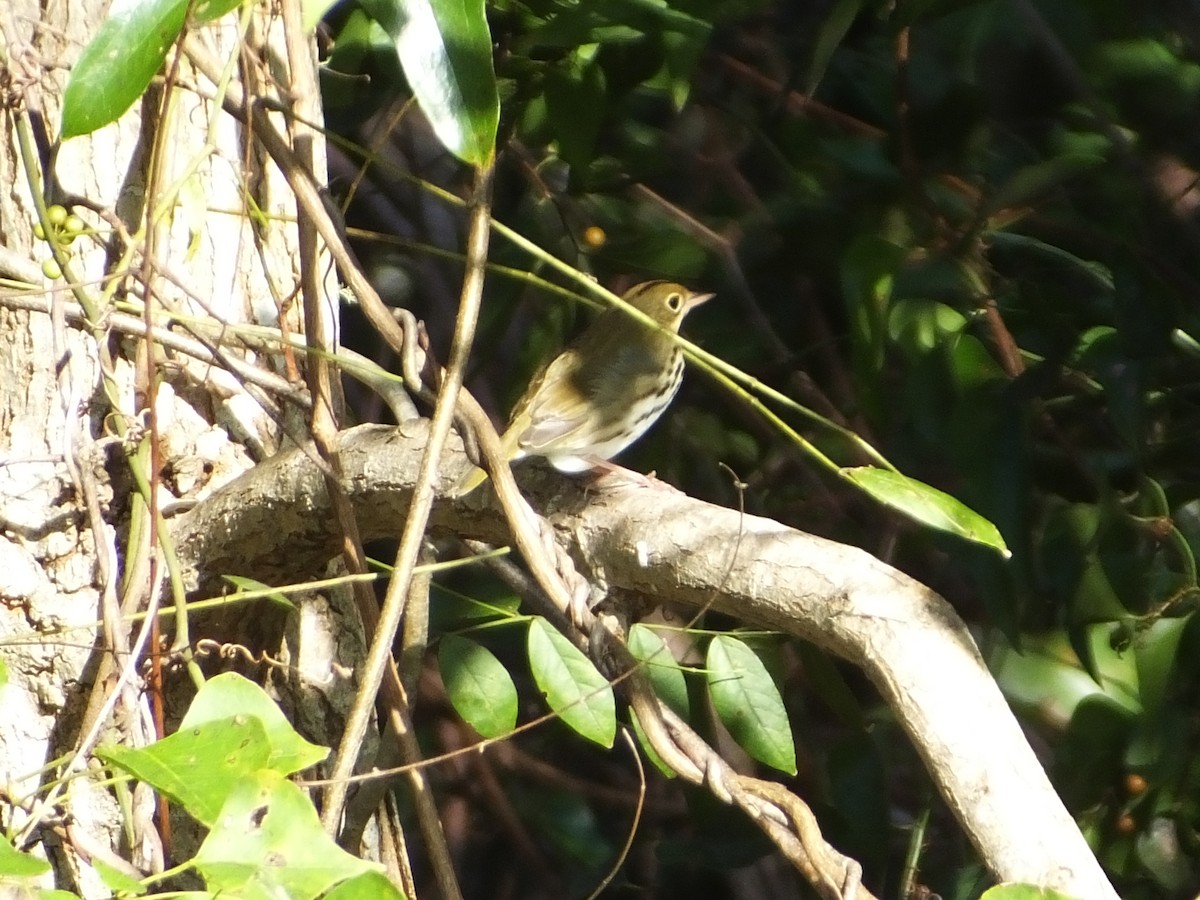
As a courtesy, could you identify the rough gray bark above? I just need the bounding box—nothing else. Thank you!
[0,2,328,892]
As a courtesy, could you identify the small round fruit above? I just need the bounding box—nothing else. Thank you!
[42,257,62,280]
[582,225,607,249]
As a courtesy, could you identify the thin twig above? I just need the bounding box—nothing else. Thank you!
[0,289,311,403]
[321,161,493,900]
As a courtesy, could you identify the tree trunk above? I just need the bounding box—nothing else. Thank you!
[0,2,333,891]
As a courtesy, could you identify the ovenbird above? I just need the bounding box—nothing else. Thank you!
[453,280,713,496]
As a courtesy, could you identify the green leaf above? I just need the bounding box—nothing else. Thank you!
[194,771,380,900]
[221,575,297,609]
[94,858,148,895]
[524,7,637,50]
[888,298,968,355]
[97,677,325,829]
[1134,616,1190,716]
[438,634,518,738]
[527,617,616,748]
[706,635,796,774]
[98,715,272,827]
[628,624,689,718]
[986,232,1114,289]
[193,0,244,23]
[626,624,692,773]
[181,672,327,775]
[984,154,1106,217]
[991,629,1141,721]
[0,837,51,877]
[61,0,243,138]
[644,4,711,109]
[980,885,1083,900]
[303,0,341,31]
[324,870,408,900]
[370,0,499,165]
[840,234,905,415]
[840,466,1012,558]
[545,55,607,170]
[628,708,676,778]
[805,0,862,94]
[1081,625,1141,712]
[61,0,188,138]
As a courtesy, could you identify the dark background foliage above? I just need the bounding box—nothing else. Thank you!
[321,0,1200,896]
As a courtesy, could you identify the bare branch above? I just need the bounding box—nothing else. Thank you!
[171,423,1119,900]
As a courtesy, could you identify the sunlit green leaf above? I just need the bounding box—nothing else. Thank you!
[194,771,380,899]
[527,617,615,748]
[181,672,327,775]
[439,634,518,738]
[369,0,498,165]
[61,0,188,138]
[61,0,243,138]
[706,635,796,774]
[0,836,51,877]
[980,883,1083,900]
[193,0,242,22]
[324,870,407,900]
[841,467,1011,557]
[98,716,272,827]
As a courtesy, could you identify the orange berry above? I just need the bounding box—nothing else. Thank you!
[582,225,606,249]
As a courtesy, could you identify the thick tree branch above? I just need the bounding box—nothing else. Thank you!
[170,423,1118,900]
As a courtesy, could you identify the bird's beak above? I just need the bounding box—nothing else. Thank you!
[685,291,716,311]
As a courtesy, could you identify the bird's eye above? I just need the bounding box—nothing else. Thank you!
[666,292,683,312]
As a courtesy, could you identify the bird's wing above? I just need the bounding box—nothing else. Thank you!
[516,351,594,452]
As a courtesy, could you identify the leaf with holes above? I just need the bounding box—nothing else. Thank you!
[181,672,327,775]
[194,771,384,899]
[98,715,272,827]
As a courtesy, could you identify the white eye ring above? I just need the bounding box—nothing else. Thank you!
[666,292,683,312]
